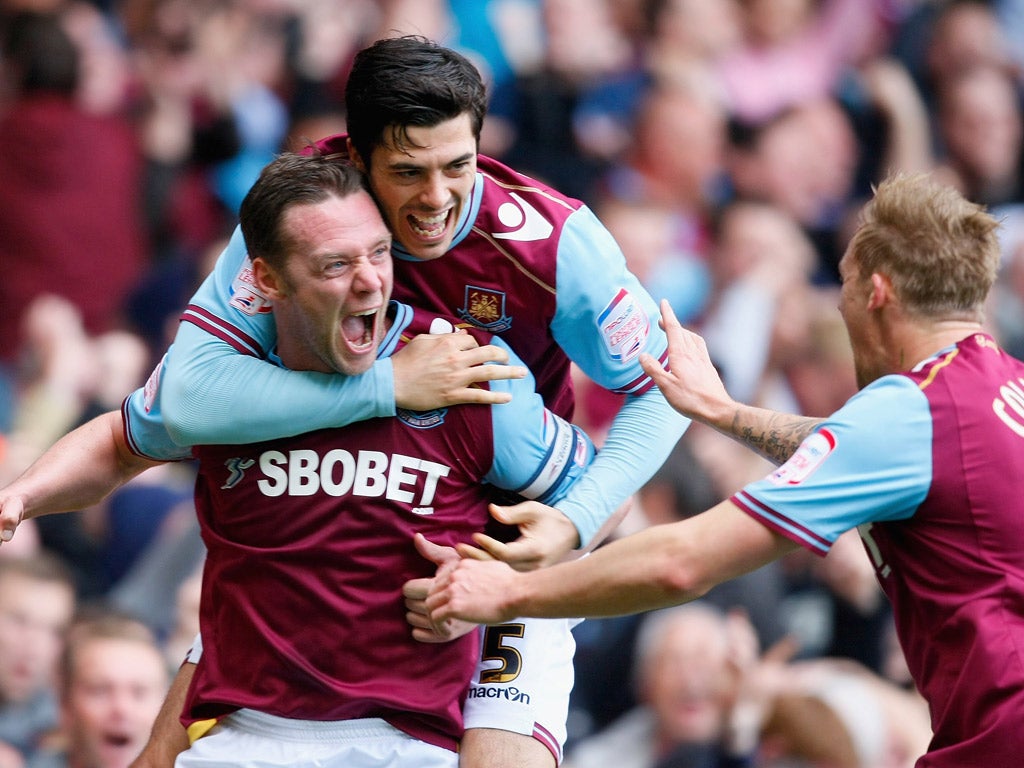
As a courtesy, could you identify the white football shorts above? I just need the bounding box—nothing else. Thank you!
[175,710,457,768]
[463,616,581,765]
[182,616,581,764]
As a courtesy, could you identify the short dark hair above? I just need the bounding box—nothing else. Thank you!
[239,151,367,272]
[1,11,79,95]
[344,36,488,168]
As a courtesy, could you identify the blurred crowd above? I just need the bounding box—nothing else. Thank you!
[0,0,1022,766]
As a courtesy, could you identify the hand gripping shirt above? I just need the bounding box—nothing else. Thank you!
[160,135,688,547]
[122,303,595,752]
[732,334,1024,767]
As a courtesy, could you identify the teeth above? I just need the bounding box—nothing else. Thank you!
[342,309,377,346]
[410,211,448,237]
[413,211,447,225]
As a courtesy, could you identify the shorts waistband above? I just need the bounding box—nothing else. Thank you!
[223,710,410,743]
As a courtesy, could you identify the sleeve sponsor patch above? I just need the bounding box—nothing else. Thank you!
[597,288,650,363]
[229,256,274,316]
[766,428,837,486]
[142,355,165,413]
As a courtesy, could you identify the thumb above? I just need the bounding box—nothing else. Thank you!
[488,503,526,526]
[0,498,25,544]
[413,532,456,566]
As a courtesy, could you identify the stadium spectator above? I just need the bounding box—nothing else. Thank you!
[28,611,169,768]
[0,554,77,764]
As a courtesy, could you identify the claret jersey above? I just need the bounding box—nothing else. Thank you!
[122,303,595,752]
[161,135,686,547]
[732,334,1024,766]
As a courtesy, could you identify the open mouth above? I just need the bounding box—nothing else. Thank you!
[341,308,378,350]
[408,210,450,240]
[99,730,135,755]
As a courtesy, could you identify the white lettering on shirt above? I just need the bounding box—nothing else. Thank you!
[255,449,450,505]
[992,378,1024,438]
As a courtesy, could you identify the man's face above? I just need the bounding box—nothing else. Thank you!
[0,574,74,704]
[264,190,393,376]
[360,113,478,261]
[64,638,168,768]
[644,618,731,744]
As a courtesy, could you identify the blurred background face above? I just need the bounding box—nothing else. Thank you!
[712,201,813,286]
[63,637,169,768]
[926,2,1010,85]
[940,67,1023,185]
[0,573,74,703]
[634,87,726,204]
[657,0,742,60]
[740,0,814,46]
[541,0,631,78]
[641,614,731,744]
[745,101,857,226]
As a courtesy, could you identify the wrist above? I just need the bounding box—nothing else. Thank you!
[554,509,582,551]
[699,397,741,434]
[505,570,532,621]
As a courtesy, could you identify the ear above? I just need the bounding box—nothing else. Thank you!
[867,272,893,311]
[347,137,367,173]
[252,257,286,301]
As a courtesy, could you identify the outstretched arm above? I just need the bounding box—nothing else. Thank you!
[160,228,525,445]
[162,322,525,446]
[640,300,824,466]
[0,411,161,544]
[551,387,685,550]
[428,499,798,624]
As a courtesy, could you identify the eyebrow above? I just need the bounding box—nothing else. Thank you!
[387,152,475,171]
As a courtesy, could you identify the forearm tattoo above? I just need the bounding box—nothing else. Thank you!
[732,411,824,466]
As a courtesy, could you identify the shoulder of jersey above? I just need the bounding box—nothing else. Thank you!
[476,154,583,244]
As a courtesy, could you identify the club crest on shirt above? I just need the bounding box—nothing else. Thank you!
[767,428,836,486]
[597,288,649,363]
[229,257,274,316]
[397,408,448,429]
[457,285,512,332]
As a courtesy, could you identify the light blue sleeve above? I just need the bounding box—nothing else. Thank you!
[160,226,396,446]
[550,206,668,392]
[484,340,596,505]
[549,206,690,546]
[735,375,933,555]
[554,388,683,546]
[121,355,192,461]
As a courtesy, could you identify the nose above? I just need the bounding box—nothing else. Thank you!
[108,686,136,717]
[418,172,449,210]
[352,259,384,293]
